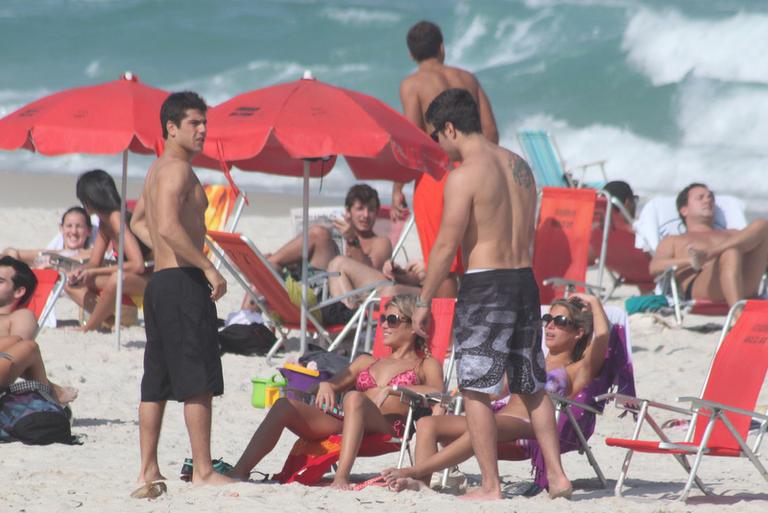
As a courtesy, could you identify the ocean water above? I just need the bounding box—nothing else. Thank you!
[1,0,767,210]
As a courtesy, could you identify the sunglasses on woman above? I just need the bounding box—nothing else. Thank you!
[382,314,412,328]
[541,314,574,328]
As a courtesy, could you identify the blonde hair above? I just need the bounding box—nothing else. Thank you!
[384,294,431,358]
[549,296,593,362]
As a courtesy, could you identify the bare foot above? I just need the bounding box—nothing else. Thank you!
[137,467,166,485]
[687,245,707,271]
[547,474,573,500]
[381,467,416,489]
[330,476,353,490]
[51,383,78,404]
[193,470,238,486]
[460,486,502,501]
[389,477,428,493]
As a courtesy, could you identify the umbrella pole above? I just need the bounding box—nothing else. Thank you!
[114,150,128,350]
[300,160,310,356]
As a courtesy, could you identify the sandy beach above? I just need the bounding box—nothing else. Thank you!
[0,171,766,513]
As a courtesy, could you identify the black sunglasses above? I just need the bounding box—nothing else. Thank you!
[382,314,411,328]
[541,314,574,328]
[430,128,441,143]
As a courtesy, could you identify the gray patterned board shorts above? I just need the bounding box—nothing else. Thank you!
[453,268,546,395]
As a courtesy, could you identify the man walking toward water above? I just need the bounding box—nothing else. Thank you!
[130,91,234,494]
[391,20,499,298]
[411,89,571,500]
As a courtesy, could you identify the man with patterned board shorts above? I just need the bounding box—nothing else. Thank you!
[411,89,572,500]
[391,20,499,297]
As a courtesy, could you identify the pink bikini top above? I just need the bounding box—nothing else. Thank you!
[355,359,422,392]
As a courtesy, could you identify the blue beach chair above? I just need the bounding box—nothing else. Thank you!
[517,130,607,189]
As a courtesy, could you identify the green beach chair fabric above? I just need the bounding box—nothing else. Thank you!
[517,130,607,189]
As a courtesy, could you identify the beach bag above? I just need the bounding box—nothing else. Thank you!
[298,350,350,376]
[0,381,75,445]
[218,322,276,356]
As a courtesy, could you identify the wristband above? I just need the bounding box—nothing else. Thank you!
[416,297,430,308]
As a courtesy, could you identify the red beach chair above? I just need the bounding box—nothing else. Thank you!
[604,300,768,501]
[24,269,66,336]
[272,298,456,486]
[533,187,609,304]
[206,231,389,364]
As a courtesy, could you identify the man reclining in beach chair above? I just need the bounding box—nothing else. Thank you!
[228,295,444,489]
[649,183,768,309]
[0,256,77,404]
[381,294,634,497]
[240,184,394,324]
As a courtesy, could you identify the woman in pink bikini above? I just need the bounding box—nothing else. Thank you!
[381,293,610,495]
[230,294,444,489]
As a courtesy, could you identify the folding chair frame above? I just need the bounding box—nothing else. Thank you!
[603,301,768,501]
[32,269,66,337]
[518,130,607,189]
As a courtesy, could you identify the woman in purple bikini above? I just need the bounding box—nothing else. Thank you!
[230,294,444,489]
[381,293,611,493]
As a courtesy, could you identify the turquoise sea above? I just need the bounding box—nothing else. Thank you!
[1,0,767,209]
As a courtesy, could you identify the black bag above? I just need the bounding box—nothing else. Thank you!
[0,382,76,445]
[218,323,277,356]
[298,350,350,376]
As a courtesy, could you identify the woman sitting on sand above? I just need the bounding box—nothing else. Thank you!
[2,206,94,270]
[0,335,77,404]
[381,293,610,496]
[65,169,151,332]
[230,294,444,489]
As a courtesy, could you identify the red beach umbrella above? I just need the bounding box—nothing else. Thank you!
[203,72,448,353]
[0,72,221,348]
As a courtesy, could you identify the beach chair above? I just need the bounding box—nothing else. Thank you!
[24,269,66,336]
[604,300,768,501]
[634,195,749,325]
[590,194,656,299]
[206,231,389,364]
[517,130,607,189]
[272,297,456,486]
[532,187,610,305]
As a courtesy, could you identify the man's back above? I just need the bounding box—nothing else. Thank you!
[401,63,497,142]
[449,141,537,270]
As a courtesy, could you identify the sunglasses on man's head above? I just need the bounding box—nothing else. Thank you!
[382,314,411,328]
[541,314,574,328]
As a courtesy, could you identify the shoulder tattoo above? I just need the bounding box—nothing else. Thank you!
[510,155,534,189]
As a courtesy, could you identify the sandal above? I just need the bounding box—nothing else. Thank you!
[130,480,167,500]
[180,457,234,482]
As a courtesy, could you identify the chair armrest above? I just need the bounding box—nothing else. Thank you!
[600,392,693,416]
[566,159,607,172]
[306,271,340,287]
[543,277,605,294]
[550,393,602,415]
[678,397,768,422]
[311,279,392,311]
[390,385,430,408]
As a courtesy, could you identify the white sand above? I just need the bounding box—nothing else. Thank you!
[0,173,766,513]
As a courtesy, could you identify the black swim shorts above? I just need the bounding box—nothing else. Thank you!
[141,268,223,402]
[453,268,546,395]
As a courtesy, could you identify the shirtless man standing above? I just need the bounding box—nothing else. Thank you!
[130,92,234,492]
[410,89,571,500]
[391,20,499,297]
[650,183,768,307]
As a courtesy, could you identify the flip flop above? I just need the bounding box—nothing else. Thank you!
[353,475,387,491]
[130,481,167,500]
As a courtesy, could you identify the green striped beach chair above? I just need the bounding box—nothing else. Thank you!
[517,130,607,189]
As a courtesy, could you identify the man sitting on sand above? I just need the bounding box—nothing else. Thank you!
[649,182,768,307]
[0,256,77,404]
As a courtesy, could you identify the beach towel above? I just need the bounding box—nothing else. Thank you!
[413,172,464,274]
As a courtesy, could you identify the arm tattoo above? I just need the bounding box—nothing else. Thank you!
[510,155,534,189]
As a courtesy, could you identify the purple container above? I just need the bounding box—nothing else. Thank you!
[279,365,332,400]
